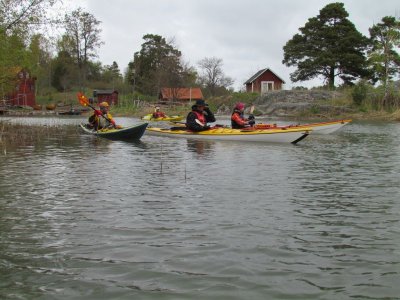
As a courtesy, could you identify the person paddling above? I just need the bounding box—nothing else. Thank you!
[88,101,117,130]
[186,100,216,132]
[231,102,255,129]
[152,106,167,119]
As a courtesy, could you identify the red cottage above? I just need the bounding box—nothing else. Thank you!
[7,69,36,107]
[244,68,285,94]
[158,87,203,103]
[94,90,118,106]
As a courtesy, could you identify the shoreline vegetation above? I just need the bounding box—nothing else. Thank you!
[2,103,400,122]
[1,87,399,122]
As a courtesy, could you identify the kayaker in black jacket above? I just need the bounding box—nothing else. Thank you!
[186,100,216,132]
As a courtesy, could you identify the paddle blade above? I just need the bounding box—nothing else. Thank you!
[77,92,89,106]
[249,105,255,114]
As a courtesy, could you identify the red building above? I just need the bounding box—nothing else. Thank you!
[7,68,36,107]
[158,87,203,103]
[244,68,285,94]
[94,90,118,105]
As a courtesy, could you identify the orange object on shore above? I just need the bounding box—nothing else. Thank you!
[46,104,56,110]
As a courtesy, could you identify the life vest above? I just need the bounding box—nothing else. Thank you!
[153,111,165,118]
[192,110,206,125]
[231,111,246,129]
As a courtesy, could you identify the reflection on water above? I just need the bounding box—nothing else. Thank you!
[186,140,215,156]
[0,118,400,300]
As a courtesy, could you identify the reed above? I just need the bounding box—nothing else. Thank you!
[0,121,70,153]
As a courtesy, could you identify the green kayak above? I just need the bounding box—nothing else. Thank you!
[80,123,148,141]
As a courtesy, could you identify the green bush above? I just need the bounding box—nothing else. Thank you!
[352,80,368,106]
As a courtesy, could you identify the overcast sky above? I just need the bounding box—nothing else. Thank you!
[66,0,399,90]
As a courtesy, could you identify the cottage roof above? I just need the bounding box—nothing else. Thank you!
[244,68,286,85]
[160,88,203,100]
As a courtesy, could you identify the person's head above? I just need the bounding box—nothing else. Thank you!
[99,101,109,112]
[155,106,160,112]
[194,99,208,111]
[234,102,245,112]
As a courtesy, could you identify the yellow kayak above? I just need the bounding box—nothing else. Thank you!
[141,114,184,122]
[146,126,311,144]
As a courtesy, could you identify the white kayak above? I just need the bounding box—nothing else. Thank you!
[254,119,351,135]
[146,126,311,144]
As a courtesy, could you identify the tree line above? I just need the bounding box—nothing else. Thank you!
[0,0,233,101]
[1,1,399,108]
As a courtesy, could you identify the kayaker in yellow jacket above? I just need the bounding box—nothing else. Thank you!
[88,101,117,130]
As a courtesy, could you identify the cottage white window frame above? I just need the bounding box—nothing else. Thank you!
[261,81,274,94]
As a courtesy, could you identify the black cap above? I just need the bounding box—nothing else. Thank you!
[195,99,207,106]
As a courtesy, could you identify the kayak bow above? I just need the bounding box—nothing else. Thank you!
[80,123,148,141]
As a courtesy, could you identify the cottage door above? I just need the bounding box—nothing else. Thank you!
[261,81,274,94]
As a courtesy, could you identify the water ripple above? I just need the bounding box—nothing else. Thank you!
[1,119,400,299]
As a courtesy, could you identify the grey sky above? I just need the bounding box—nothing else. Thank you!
[68,0,399,90]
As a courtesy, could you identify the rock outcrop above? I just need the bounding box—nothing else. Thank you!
[251,90,353,117]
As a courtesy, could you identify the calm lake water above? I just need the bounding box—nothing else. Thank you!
[1,116,399,300]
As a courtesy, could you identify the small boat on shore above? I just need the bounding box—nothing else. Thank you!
[141,114,184,122]
[80,123,148,141]
[146,126,310,144]
[58,110,82,116]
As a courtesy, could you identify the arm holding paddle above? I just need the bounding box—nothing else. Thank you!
[248,105,256,126]
[77,92,119,129]
[231,103,255,129]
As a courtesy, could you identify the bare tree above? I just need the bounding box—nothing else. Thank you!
[197,57,233,96]
[0,0,60,32]
[63,8,103,86]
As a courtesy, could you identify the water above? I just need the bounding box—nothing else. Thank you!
[1,116,399,300]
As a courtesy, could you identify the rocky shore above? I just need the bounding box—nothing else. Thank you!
[2,90,399,121]
[217,90,354,118]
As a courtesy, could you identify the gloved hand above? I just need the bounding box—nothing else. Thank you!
[248,114,255,120]
[248,120,255,126]
[203,125,210,130]
[203,107,211,114]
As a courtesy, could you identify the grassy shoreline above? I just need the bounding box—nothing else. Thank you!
[2,105,400,122]
[26,88,400,122]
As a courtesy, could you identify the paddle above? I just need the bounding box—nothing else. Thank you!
[195,119,205,127]
[249,105,255,114]
[248,104,256,127]
[77,92,115,126]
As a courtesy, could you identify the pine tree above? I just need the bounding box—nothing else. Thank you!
[283,2,369,89]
